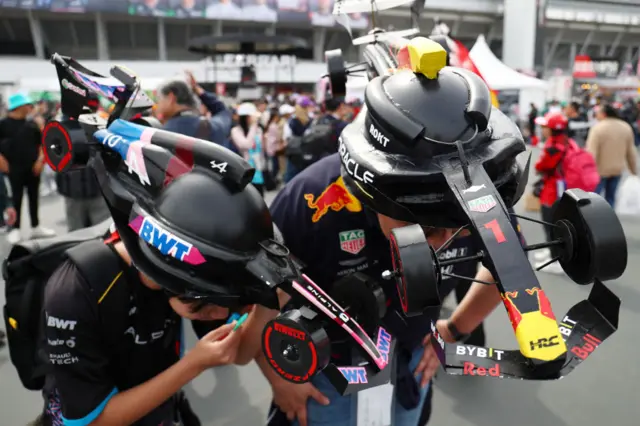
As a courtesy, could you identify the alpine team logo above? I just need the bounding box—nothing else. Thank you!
[468,195,497,213]
[339,229,365,255]
[128,215,206,265]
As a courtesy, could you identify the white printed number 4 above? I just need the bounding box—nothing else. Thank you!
[210,161,228,174]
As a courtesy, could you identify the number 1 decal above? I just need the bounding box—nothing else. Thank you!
[484,219,506,243]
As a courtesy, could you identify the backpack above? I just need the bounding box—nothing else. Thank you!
[2,220,129,391]
[286,117,337,170]
[559,139,600,192]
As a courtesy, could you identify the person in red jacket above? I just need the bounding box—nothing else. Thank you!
[533,112,569,274]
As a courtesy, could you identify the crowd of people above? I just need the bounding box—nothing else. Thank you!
[0,59,634,426]
[0,71,362,241]
[527,98,637,274]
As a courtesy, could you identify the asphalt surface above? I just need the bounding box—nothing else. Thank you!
[1,147,639,426]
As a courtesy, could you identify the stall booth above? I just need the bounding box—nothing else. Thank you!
[469,35,548,121]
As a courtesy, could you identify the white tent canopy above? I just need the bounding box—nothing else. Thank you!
[469,35,547,91]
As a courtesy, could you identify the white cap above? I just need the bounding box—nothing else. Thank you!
[237,102,259,116]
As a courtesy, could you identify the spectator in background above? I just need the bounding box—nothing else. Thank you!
[533,112,571,275]
[230,103,266,195]
[156,71,232,148]
[565,101,590,147]
[586,104,637,207]
[257,98,270,128]
[0,175,16,348]
[264,108,283,182]
[56,92,111,232]
[277,103,295,182]
[0,93,55,244]
[528,102,538,145]
[321,96,349,141]
[283,96,313,183]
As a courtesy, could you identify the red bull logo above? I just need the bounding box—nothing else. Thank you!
[304,177,362,222]
[501,291,522,331]
[526,287,557,321]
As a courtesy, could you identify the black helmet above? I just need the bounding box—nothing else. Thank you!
[92,120,296,309]
[339,37,528,228]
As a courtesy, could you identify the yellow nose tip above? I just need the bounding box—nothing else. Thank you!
[9,317,17,330]
[407,37,447,80]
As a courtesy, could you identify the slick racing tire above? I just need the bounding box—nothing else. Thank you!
[262,309,331,384]
[389,224,440,317]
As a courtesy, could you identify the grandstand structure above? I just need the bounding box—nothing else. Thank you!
[1,0,640,85]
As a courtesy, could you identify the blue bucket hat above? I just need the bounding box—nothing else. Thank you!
[7,93,34,111]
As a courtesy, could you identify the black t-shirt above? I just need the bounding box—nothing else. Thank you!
[270,154,525,351]
[0,117,42,172]
[42,261,182,426]
[567,115,590,147]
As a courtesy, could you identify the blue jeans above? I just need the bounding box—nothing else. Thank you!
[284,161,301,184]
[293,346,430,426]
[596,175,621,207]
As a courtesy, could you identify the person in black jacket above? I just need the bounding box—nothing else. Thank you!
[156,72,233,150]
[565,101,590,147]
[57,92,111,232]
[283,97,314,183]
[0,175,17,349]
[0,93,55,245]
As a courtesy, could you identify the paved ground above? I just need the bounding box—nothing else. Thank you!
[2,148,639,426]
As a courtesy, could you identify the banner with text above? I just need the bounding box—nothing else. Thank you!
[0,0,364,23]
[573,55,621,80]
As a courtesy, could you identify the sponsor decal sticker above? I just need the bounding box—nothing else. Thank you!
[468,195,497,213]
[61,78,87,97]
[129,215,206,265]
[304,176,362,222]
[339,229,366,255]
[339,367,368,384]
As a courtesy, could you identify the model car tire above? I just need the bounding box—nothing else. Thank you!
[552,189,627,284]
[326,49,347,97]
[389,224,440,317]
[262,309,331,384]
[330,273,386,337]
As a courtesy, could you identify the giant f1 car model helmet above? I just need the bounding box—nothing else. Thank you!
[42,54,298,310]
[43,54,400,397]
[336,37,627,381]
[339,38,526,229]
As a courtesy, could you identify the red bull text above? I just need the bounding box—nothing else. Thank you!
[571,334,601,360]
[463,362,501,377]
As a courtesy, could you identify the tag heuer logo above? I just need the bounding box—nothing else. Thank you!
[468,195,497,213]
[339,229,366,255]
